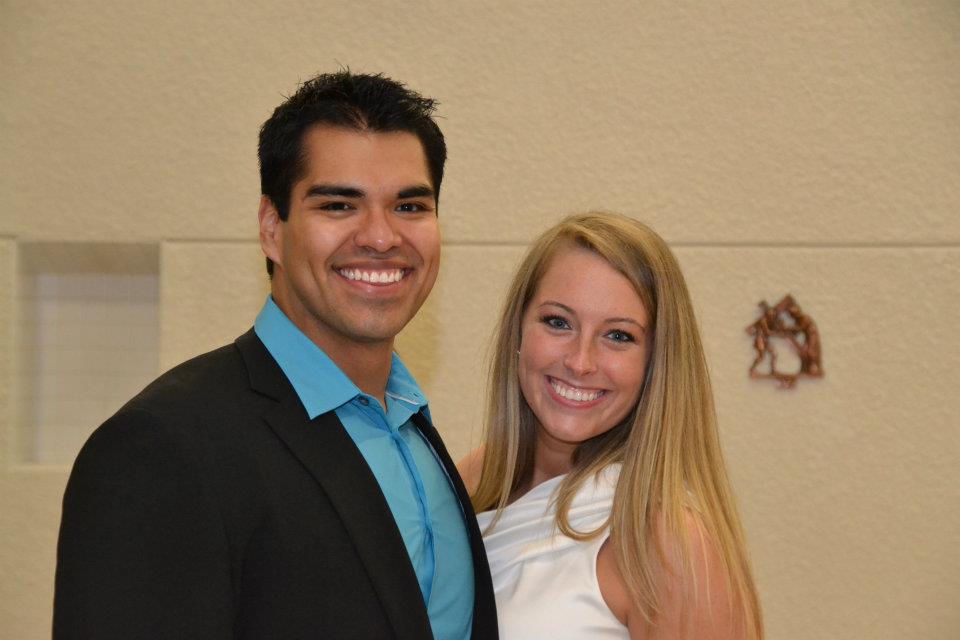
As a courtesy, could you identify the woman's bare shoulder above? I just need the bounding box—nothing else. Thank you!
[456,445,485,494]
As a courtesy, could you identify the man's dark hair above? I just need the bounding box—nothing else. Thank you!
[258,70,447,276]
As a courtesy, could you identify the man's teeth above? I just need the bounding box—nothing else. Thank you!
[338,268,405,284]
[550,379,604,402]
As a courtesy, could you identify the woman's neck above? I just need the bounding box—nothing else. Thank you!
[529,435,575,489]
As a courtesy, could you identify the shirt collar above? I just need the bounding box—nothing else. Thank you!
[254,296,428,419]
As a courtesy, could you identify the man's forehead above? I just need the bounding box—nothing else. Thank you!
[302,125,426,156]
[297,126,431,187]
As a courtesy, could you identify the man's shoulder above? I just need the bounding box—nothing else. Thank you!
[73,332,277,463]
[121,330,276,418]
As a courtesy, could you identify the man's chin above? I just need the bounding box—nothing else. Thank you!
[336,315,414,345]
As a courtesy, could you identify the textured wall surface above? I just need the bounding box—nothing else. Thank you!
[2,1,959,638]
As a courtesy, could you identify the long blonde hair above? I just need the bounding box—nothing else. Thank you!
[472,212,762,638]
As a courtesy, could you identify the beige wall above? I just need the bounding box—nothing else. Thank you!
[3,1,959,637]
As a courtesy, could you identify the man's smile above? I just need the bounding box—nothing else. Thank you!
[336,267,409,284]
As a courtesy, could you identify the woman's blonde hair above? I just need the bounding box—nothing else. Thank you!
[472,212,762,638]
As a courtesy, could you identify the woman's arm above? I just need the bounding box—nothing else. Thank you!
[598,512,743,640]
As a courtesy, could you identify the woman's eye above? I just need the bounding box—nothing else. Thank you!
[606,330,635,343]
[541,315,570,330]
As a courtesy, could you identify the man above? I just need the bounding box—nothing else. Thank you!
[54,71,497,639]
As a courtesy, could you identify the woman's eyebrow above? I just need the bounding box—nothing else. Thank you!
[538,301,645,328]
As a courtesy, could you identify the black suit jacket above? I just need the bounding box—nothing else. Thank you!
[54,330,497,639]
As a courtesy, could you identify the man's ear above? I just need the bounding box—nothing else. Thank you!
[259,195,283,266]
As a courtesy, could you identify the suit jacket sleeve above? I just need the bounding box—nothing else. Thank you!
[54,407,234,639]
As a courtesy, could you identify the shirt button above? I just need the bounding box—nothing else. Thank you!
[358,397,369,406]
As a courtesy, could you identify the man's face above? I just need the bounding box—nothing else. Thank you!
[260,125,441,352]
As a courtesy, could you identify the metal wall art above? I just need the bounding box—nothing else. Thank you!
[747,294,822,388]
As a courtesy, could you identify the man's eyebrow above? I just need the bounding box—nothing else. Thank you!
[398,185,435,199]
[304,184,365,199]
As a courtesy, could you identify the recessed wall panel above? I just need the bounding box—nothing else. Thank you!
[15,243,159,464]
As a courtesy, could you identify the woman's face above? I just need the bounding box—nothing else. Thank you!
[518,246,651,462]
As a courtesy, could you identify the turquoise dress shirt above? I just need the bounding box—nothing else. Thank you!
[254,297,474,639]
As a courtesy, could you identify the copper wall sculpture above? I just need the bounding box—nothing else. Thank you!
[747,294,823,388]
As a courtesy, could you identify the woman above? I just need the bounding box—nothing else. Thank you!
[459,212,762,639]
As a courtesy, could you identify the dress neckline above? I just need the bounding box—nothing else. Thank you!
[479,463,622,521]
[506,472,568,508]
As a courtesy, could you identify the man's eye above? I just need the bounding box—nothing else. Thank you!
[320,202,353,211]
[396,202,429,213]
[606,330,635,343]
[541,315,570,330]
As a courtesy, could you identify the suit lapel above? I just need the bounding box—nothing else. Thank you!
[411,413,499,639]
[236,330,433,639]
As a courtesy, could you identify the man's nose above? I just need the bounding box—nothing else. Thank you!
[354,208,402,253]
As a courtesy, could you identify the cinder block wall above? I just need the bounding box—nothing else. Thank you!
[2,2,959,638]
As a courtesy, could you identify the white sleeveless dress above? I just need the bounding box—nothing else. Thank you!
[476,464,628,639]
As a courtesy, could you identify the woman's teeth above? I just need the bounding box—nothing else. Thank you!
[550,378,604,402]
